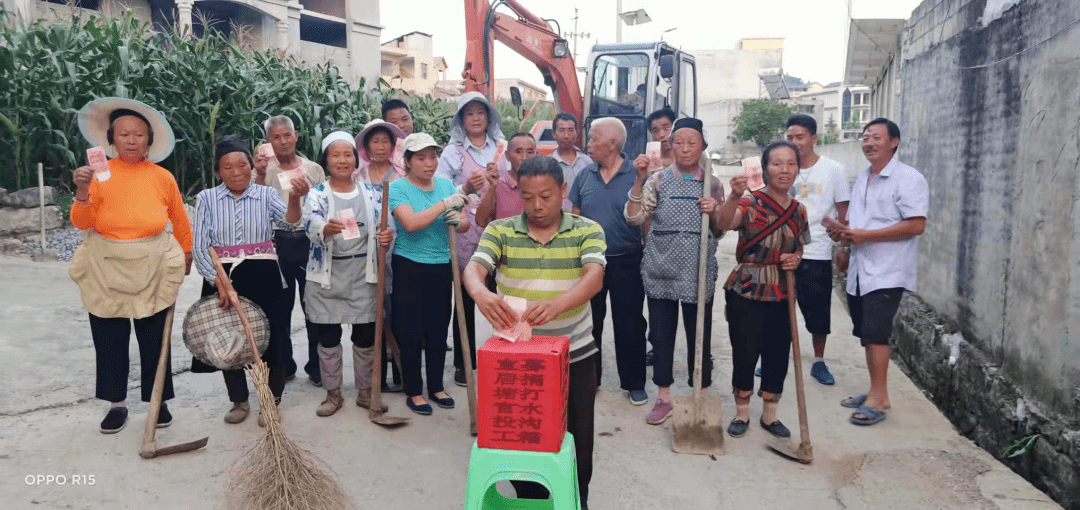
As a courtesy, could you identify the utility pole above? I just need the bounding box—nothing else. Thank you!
[563,7,590,62]
[616,0,622,43]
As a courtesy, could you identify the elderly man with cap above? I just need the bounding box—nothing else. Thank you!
[570,117,648,405]
[625,117,726,425]
[69,97,192,433]
[191,136,307,426]
[262,115,326,385]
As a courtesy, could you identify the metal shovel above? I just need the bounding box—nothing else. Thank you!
[766,272,813,463]
[369,179,409,427]
[672,167,725,455]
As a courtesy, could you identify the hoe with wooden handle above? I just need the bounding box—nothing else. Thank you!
[140,304,209,459]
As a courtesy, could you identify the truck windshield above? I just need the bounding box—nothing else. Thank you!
[590,53,649,117]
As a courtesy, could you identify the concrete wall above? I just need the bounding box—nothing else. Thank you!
[699,99,757,162]
[688,48,781,103]
[894,0,1080,504]
[33,0,153,26]
[817,140,866,182]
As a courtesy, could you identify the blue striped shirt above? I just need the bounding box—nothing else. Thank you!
[193,183,290,282]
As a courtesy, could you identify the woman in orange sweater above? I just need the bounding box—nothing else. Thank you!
[68,97,192,434]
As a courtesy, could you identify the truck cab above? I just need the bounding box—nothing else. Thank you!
[583,41,697,160]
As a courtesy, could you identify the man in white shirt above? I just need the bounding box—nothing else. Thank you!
[785,114,850,385]
[828,118,928,427]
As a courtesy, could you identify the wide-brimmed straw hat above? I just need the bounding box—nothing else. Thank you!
[183,295,270,371]
[77,97,176,163]
[354,119,405,162]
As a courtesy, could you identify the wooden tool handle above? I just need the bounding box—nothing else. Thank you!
[786,272,811,446]
[449,227,479,435]
[692,168,711,399]
[372,182,391,410]
[141,303,176,455]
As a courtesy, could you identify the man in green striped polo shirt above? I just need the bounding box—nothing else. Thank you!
[464,155,605,509]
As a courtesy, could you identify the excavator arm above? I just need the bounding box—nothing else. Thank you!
[463,0,584,131]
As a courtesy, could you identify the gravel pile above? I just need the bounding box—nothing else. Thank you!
[19,227,84,261]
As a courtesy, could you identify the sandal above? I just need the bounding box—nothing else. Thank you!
[841,394,891,409]
[850,405,887,426]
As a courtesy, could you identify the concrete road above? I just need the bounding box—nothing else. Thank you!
[0,171,1061,509]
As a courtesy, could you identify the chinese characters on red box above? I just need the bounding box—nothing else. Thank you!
[477,335,569,452]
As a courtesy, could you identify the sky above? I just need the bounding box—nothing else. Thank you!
[381,0,923,92]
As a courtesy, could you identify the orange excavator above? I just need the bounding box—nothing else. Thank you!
[463,0,698,158]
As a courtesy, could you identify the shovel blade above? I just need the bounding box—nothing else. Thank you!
[671,394,724,455]
[370,415,410,427]
[368,407,409,427]
[766,435,813,464]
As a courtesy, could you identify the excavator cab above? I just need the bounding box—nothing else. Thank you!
[584,41,696,160]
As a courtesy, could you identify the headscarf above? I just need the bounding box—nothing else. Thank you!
[214,136,251,172]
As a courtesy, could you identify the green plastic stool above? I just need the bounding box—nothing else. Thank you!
[463,433,581,510]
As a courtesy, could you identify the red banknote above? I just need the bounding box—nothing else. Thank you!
[646,142,663,172]
[494,296,532,343]
[336,208,361,240]
[741,156,765,191]
[87,147,110,182]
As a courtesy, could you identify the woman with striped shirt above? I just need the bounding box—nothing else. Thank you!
[191,137,306,426]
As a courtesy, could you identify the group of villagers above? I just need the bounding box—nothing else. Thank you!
[67,90,846,507]
[68,93,521,432]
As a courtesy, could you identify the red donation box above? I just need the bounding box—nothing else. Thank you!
[477,335,570,452]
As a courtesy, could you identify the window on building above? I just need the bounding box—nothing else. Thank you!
[863,93,870,104]
[299,15,347,48]
[421,63,428,80]
[853,94,861,106]
[44,0,101,9]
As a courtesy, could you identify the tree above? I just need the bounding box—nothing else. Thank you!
[733,99,796,147]
[820,115,840,145]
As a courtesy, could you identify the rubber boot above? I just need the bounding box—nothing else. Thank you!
[316,344,344,417]
[353,345,387,412]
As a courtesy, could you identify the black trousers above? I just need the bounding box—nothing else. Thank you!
[391,255,452,397]
[89,307,173,403]
[310,322,376,348]
[223,369,285,404]
[274,229,315,378]
[589,250,647,390]
[512,354,598,508]
[648,297,714,388]
[452,275,496,371]
[726,290,791,395]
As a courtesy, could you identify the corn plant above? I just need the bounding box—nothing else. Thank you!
[0,7,456,195]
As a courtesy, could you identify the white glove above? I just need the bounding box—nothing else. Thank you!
[444,208,462,227]
[442,193,469,211]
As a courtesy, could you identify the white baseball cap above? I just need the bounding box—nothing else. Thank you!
[401,132,441,154]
